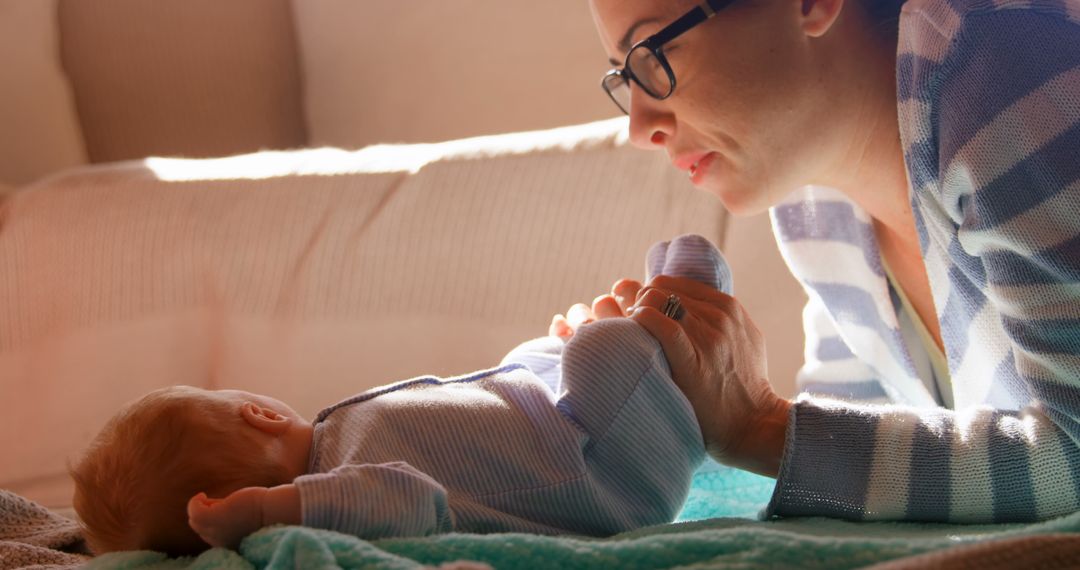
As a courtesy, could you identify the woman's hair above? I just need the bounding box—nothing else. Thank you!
[862,0,907,34]
[70,386,292,556]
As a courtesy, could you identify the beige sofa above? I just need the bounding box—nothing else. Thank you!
[0,0,806,511]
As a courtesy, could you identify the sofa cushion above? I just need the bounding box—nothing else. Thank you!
[0,0,88,187]
[58,0,307,163]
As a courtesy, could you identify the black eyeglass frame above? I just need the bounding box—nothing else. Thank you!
[602,0,735,114]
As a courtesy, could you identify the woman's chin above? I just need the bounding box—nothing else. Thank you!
[701,176,771,217]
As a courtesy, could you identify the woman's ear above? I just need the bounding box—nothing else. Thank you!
[799,0,845,38]
[240,402,292,436]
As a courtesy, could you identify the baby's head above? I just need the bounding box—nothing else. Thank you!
[70,386,312,556]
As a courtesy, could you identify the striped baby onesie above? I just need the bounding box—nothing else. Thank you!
[766,0,1080,522]
[294,235,728,538]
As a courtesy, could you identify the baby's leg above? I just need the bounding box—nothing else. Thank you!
[555,319,705,528]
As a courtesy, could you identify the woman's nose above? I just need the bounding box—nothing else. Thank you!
[626,93,674,150]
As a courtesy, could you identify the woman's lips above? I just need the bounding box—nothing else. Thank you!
[688,152,717,186]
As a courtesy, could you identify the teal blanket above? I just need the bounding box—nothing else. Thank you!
[86,465,1080,569]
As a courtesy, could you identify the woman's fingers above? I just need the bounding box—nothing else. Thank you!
[633,286,702,323]
[643,275,733,305]
[628,304,697,390]
[632,280,782,473]
[633,277,733,326]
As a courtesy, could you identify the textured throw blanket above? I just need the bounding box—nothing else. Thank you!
[0,490,89,569]
[59,466,1078,569]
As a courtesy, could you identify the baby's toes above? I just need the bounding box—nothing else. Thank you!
[566,303,595,328]
[611,279,643,312]
[550,314,573,338]
[591,294,623,319]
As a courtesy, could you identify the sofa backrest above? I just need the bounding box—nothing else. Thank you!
[4,0,615,172]
[49,0,617,159]
[293,0,619,149]
[0,0,88,187]
[57,0,307,163]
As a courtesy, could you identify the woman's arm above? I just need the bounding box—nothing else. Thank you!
[639,5,1080,523]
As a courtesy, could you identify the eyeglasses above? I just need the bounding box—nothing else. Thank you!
[601,0,735,115]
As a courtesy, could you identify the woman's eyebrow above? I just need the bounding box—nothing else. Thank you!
[618,17,661,53]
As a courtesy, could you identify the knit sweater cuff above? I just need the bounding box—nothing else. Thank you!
[764,395,879,520]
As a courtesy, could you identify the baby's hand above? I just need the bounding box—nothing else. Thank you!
[549,279,642,339]
[187,487,268,549]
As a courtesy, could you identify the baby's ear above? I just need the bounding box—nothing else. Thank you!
[240,402,292,436]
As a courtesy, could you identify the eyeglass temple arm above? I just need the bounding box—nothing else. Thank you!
[649,0,737,46]
[704,0,736,16]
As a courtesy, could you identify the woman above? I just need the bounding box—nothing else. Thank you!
[553,0,1080,522]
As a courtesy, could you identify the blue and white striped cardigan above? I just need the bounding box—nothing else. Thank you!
[766,0,1080,522]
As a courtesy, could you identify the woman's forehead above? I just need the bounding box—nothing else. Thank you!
[590,0,696,55]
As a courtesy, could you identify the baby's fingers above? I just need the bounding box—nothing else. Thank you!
[188,493,219,522]
[187,493,224,546]
[188,492,214,513]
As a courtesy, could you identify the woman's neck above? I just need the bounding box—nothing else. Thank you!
[823,25,915,249]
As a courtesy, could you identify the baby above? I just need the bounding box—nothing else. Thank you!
[71,234,733,556]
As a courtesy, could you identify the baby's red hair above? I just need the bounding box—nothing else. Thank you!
[70,386,291,556]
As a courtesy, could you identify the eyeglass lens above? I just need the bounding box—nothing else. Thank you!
[603,46,673,115]
[626,45,671,99]
[603,73,631,114]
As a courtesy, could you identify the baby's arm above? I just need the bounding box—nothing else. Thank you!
[186,484,300,549]
[187,462,453,547]
[293,462,454,539]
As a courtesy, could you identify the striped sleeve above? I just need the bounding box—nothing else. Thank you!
[295,462,455,538]
[768,4,1080,523]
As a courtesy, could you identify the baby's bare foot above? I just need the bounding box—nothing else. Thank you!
[549,278,642,339]
[612,278,643,313]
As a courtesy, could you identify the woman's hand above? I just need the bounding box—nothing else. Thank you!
[629,275,791,477]
[549,279,643,339]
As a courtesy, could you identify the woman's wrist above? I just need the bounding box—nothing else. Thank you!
[261,483,301,526]
[727,396,791,478]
